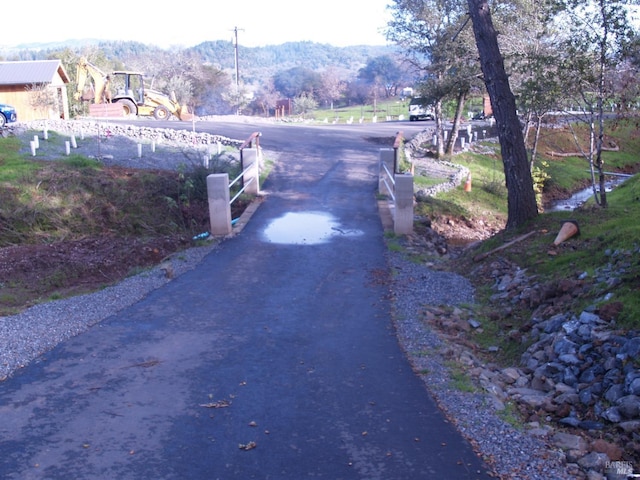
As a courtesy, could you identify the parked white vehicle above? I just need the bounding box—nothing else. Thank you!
[408,98,434,121]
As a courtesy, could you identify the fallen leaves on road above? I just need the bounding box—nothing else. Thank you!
[200,399,231,409]
[123,359,162,369]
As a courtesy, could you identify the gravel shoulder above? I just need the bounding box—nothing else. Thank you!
[387,244,572,479]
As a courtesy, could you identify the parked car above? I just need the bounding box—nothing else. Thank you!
[0,103,17,127]
[472,111,493,121]
[408,97,435,121]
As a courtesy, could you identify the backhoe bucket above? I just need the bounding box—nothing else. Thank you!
[178,105,194,122]
[89,103,125,118]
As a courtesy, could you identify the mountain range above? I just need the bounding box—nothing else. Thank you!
[1,39,398,79]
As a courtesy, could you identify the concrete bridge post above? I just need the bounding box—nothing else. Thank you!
[394,174,414,235]
[207,173,232,235]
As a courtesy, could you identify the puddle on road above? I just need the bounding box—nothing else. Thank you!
[262,211,362,245]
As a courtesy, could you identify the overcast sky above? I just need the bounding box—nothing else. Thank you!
[4,0,393,48]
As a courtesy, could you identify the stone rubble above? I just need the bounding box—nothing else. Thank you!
[17,119,243,151]
[403,128,471,199]
[401,125,640,478]
[422,243,640,479]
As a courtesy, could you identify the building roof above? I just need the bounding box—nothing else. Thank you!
[0,60,70,86]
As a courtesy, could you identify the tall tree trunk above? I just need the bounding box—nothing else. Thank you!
[594,0,608,207]
[434,100,445,158]
[467,0,538,229]
[446,90,467,155]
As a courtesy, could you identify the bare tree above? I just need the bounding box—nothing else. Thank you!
[552,0,637,207]
[25,83,58,120]
[318,67,347,110]
[466,0,538,229]
[253,78,281,117]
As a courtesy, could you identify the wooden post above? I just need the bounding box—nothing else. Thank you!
[207,173,232,235]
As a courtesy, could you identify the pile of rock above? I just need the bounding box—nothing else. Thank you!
[437,247,640,478]
[20,119,242,149]
[403,128,470,199]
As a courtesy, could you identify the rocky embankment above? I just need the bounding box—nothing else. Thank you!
[15,119,243,153]
[425,245,640,479]
[402,125,640,479]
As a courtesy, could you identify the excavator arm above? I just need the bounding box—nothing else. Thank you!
[75,58,110,104]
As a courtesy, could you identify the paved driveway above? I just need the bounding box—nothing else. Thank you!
[0,123,493,479]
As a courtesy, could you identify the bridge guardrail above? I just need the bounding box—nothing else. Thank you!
[207,132,261,235]
[379,131,413,235]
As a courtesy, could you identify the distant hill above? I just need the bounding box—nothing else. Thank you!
[191,40,397,80]
[0,39,398,79]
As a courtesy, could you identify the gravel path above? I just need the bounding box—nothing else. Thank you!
[388,251,572,479]
[1,122,573,479]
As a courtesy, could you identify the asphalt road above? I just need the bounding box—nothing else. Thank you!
[0,119,494,479]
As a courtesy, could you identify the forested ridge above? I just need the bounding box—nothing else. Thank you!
[2,40,396,78]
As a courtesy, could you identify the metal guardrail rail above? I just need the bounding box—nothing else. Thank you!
[381,161,395,202]
[229,164,257,205]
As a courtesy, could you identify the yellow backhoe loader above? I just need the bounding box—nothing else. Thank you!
[75,57,193,121]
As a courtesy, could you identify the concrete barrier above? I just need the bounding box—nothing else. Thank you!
[242,148,260,196]
[394,174,414,235]
[207,174,232,235]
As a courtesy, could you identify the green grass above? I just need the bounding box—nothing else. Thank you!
[413,149,510,226]
[0,137,43,182]
[533,119,640,192]
[386,235,404,252]
[0,134,242,247]
[445,361,477,393]
[60,155,102,169]
[414,175,445,188]
[468,172,640,330]
[497,401,524,430]
[0,130,260,315]
[313,98,410,123]
[388,117,640,365]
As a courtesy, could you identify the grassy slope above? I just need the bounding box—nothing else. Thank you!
[1,119,638,332]
[433,118,639,337]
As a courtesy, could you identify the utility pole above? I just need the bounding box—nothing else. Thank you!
[232,26,244,114]
[232,27,245,91]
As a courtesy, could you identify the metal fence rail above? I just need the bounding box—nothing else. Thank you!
[229,163,257,205]
[381,161,396,203]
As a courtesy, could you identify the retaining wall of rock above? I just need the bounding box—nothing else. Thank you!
[20,120,243,149]
[404,128,470,199]
[461,246,640,479]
